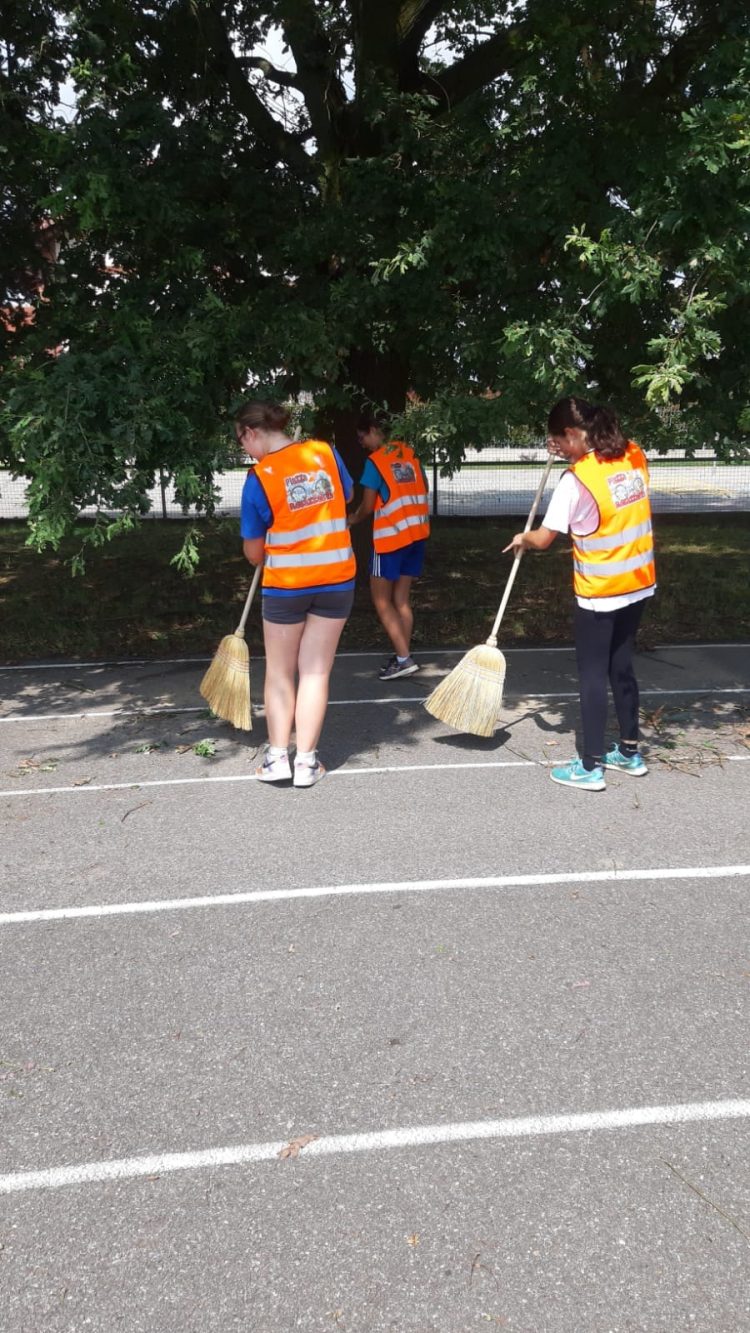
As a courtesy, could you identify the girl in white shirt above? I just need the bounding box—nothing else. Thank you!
[504,397,655,792]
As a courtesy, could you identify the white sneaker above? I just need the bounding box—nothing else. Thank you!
[256,748,292,782]
[293,754,326,788]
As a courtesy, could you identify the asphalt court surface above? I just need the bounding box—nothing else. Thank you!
[1,645,749,1331]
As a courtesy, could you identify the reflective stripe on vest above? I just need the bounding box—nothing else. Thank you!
[375,512,430,542]
[266,516,348,546]
[257,440,356,590]
[570,442,655,599]
[265,548,354,570]
[369,442,430,554]
[575,519,652,553]
[574,548,655,579]
[378,491,429,520]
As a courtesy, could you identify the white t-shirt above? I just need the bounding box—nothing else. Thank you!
[543,470,656,612]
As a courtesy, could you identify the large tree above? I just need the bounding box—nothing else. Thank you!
[1,1,749,559]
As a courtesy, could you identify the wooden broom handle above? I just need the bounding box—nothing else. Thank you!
[485,455,556,648]
[235,563,263,638]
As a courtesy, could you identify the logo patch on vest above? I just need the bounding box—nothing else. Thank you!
[285,470,334,511]
[391,462,416,483]
[607,469,646,509]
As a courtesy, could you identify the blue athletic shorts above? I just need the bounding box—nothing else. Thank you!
[369,539,426,581]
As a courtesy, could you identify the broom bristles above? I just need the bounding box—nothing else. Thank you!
[424,643,506,738]
[199,632,252,731]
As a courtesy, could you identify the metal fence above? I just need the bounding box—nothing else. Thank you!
[1,448,748,521]
[425,447,750,517]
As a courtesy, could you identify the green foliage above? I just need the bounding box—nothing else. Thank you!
[192,739,217,758]
[2,0,750,560]
[169,526,204,577]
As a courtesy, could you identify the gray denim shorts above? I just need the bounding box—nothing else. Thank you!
[262,586,355,625]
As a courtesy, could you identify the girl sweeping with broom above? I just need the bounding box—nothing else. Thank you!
[237,400,356,787]
[503,397,656,792]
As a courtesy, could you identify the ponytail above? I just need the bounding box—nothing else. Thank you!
[585,405,627,460]
[547,396,627,460]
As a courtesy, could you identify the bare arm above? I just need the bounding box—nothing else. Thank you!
[502,525,558,554]
[243,537,265,565]
[348,487,378,526]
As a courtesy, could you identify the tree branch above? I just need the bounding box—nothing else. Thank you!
[351,0,403,84]
[396,0,449,90]
[199,4,313,176]
[436,25,523,108]
[276,0,348,152]
[644,16,725,101]
[237,56,300,89]
[397,0,447,51]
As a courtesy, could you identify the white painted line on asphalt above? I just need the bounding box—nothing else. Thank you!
[0,706,207,723]
[1,1098,748,1195]
[1,755,748,801]
[624,687,750,696]
[2,686,749,725]
[1,643,747,670]
[0,697,425,723]
[0,657,211,671]
[0,758,535,799]
[2,863,748,926]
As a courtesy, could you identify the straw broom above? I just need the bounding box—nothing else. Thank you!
[424,456,555,737]
[199,563,262,730]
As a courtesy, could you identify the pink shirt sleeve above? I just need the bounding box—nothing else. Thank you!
[543,472,598,536]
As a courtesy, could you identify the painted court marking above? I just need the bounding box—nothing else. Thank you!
[0,643,747,671]
[1,755,748,802]
[1,1098,748,1195]
[0,758,534,800]
[0,697,425,724]
[1,863,748,927]
[1,686,749,725]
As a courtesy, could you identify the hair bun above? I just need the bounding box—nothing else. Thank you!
[235,400,291,432]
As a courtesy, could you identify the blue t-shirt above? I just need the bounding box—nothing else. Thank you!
[360,457,391,503]
[241,446,355,597]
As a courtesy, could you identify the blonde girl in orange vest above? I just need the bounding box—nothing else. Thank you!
[348,411,431,680]
[237,401,356,787]
[503,397,656,792]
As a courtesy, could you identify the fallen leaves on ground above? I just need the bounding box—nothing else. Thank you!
[278,1133,319,1160]
[17,756,59,772]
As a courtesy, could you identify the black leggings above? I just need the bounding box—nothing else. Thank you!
[574,600,646,766]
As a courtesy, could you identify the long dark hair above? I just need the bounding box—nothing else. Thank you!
[547,396,627,460]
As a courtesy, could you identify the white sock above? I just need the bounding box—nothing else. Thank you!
[397,654,409,664]
[295,749,316,765]
[266,745,287,760]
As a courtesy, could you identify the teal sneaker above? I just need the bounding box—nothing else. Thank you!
[602,745,648,777]
[550,758,606,791]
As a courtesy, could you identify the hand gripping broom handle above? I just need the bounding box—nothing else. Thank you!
[485,456,555,648]
[234,563,263,638]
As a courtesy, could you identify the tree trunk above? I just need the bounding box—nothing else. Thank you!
[325,347,410,473]
[314,348,410,584]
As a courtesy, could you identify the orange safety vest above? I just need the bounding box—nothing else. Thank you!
[253,440,356,590]
[369,441,430,554]
[569,442,656,599]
